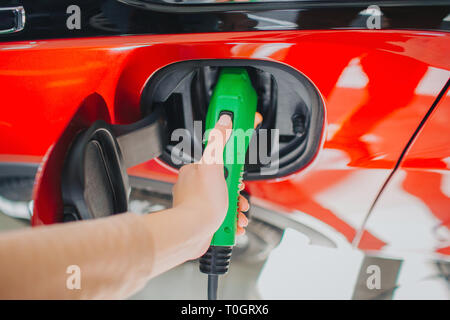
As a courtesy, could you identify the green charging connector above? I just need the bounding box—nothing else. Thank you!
[204,67,257,247]
[199,67,257,299]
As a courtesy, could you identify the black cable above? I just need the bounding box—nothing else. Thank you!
[207,274,218,300]
[200,245,232,300]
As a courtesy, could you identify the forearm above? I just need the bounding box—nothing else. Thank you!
[0,208,211,300]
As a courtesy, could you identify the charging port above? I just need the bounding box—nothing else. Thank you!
[141,59,324,180]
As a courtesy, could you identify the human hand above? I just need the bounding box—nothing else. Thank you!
[172,114,249,237]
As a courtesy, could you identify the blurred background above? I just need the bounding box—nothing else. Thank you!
[0,177,448,300]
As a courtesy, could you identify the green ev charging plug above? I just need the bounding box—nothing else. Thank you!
[199,67,257,299]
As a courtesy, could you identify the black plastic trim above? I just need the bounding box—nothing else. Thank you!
[0,162,39,178]
[61,121,129,220]
[118,0,450,14]
[0,1,448,42]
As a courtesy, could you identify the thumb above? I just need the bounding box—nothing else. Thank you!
[200,114,233,165]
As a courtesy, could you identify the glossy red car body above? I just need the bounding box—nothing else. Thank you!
[0,30,449,258]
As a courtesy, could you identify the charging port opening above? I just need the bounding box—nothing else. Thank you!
[141,59,324,180]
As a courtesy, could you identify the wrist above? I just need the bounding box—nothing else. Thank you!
[140,208,206,275]
[174,200,223,237]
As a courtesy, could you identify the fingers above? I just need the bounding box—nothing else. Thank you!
[200,114,233,165]
[238,211,248,228]
[254,112,263,129]
[236,196,249,236]
[199,112,261,165]
[238,195,249,212]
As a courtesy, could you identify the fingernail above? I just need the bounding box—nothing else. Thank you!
[239,215,248,227]
[218,114,232,126]
[254,112,263,128]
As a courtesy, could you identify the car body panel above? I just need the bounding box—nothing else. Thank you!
[359,84,450,258]
[0,29,449,257]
